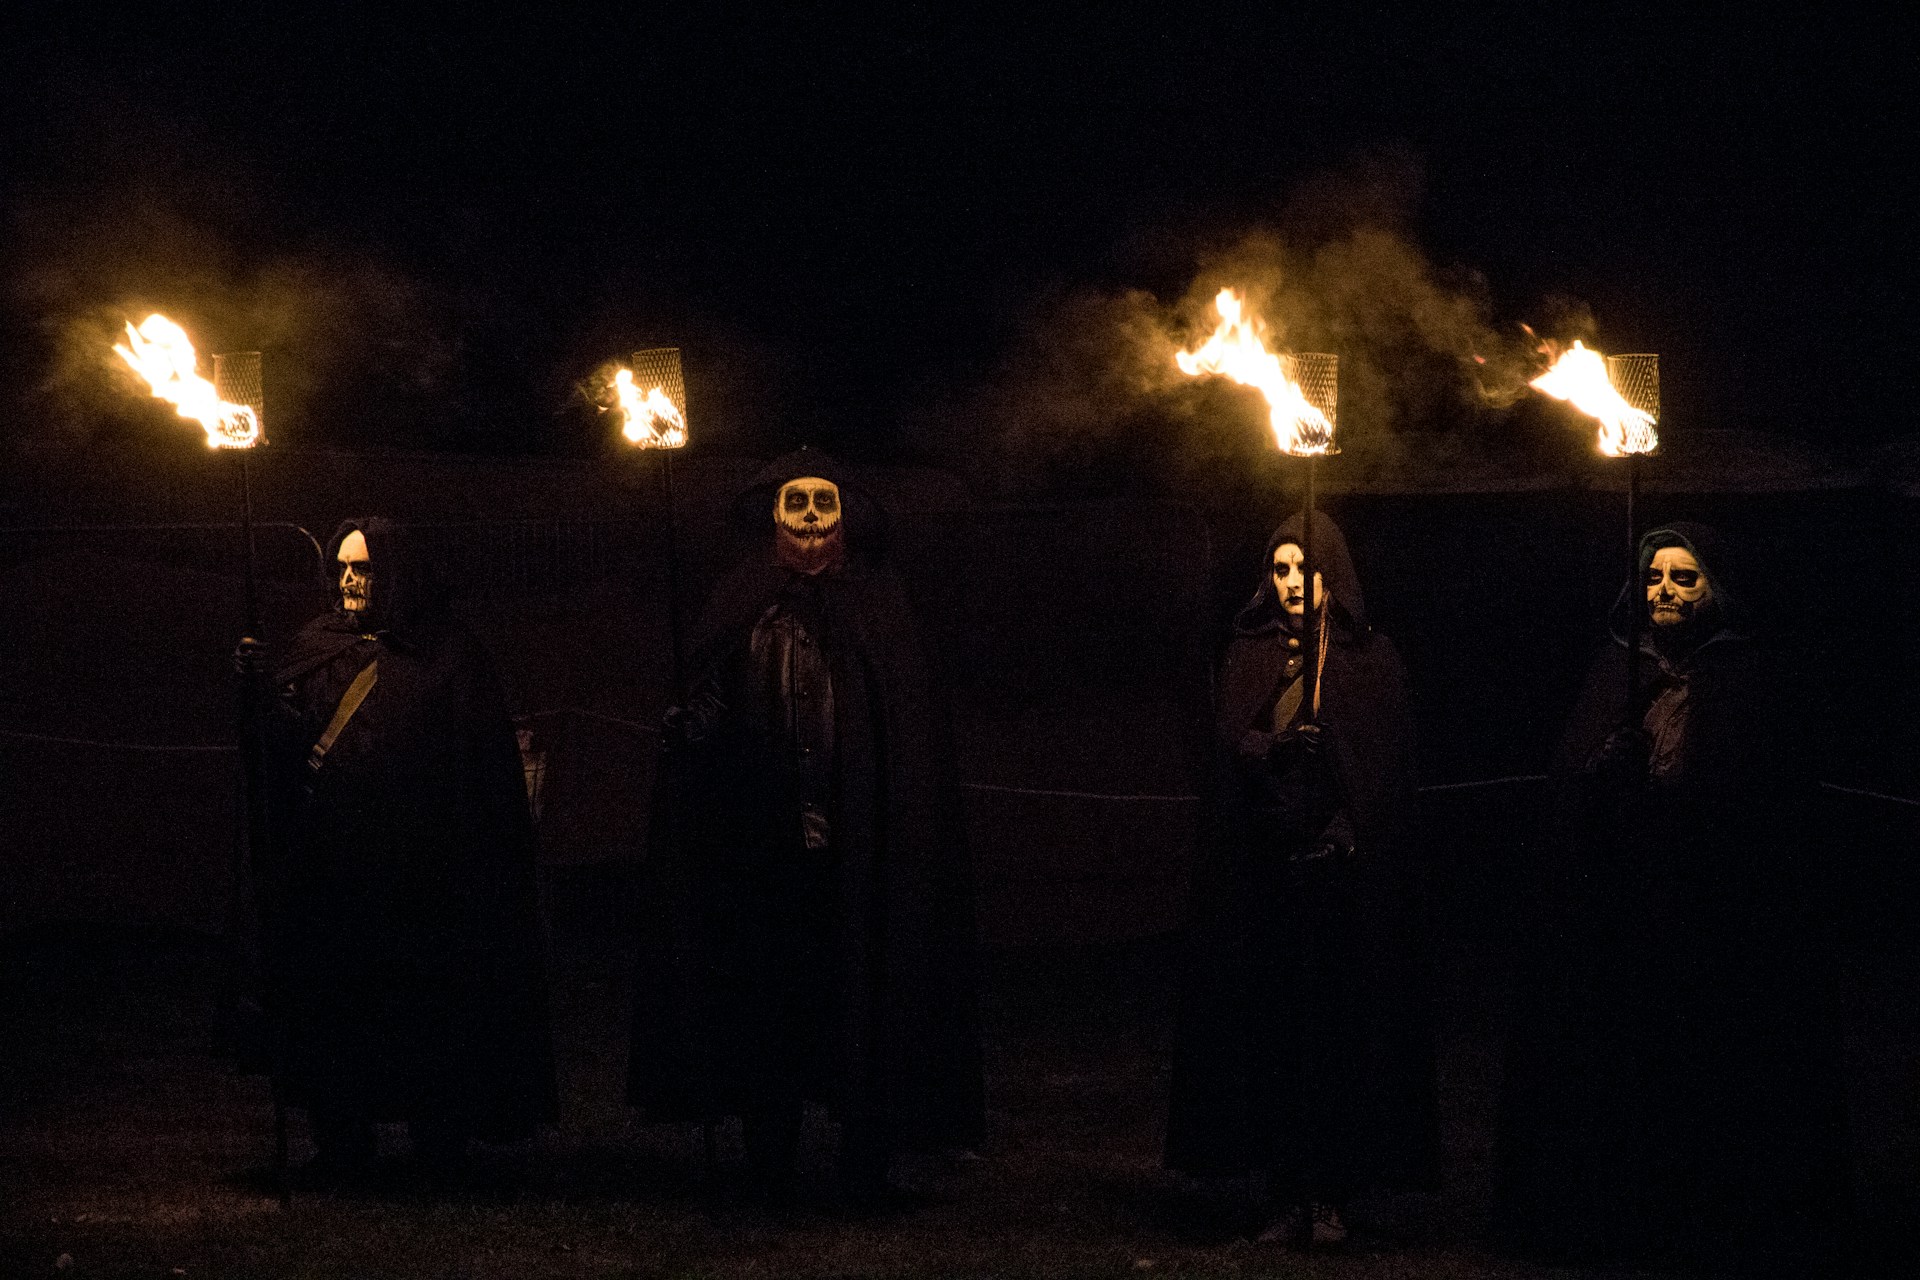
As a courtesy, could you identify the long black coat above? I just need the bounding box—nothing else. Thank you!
[627,451,984,1151]
[1497,522,1848,1264]
[1166,512,1437,1192]
[258,519,555,1139]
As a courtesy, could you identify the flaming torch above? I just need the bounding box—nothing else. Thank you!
[1531,340,1661,700]
[607,348,690,699]
[113,314,289,1201]
[1177,288,1339,718]
[114,316,268,631]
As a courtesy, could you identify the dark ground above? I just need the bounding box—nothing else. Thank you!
[2,859,1911,1280]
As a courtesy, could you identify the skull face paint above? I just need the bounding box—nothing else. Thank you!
[774,477,841,539]
[1271,543,1326,621]
[1646,545,1711,627]
[337,529,373,616]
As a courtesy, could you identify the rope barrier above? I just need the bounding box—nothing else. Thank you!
[1418,774,1549,793]
[963,782,1199,803]
[1818,781,1920,808]
[5,722,1916,810]
[0,728,236,753]
[514,707,652,732]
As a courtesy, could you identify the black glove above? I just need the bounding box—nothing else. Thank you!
[661,680,726,752]
[232,635,269,677]
[1266,721,1325,774]
[1586,725,1651,787]
[1289,810,1356,882]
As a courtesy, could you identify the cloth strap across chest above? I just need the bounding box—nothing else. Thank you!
[308,660,380,773]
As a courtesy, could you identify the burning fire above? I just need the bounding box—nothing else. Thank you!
[1529,339,1657,456]
[1175,288,1333,456]
[113,314,261,449]
[611,368,687,449]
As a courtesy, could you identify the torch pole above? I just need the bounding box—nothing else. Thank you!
[1623,454,1641,711]
[233,450,288,1206]
[661,451,688,706]
[238,452,262,635]
[1302,456,1319,723]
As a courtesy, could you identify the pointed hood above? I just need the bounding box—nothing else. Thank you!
[322,516,450,639]
[1607,518,1752,645]
[1234,509,1368,637]
[731,446,889,563]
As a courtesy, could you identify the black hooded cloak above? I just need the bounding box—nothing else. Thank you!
[1497,521,1848,1266]
[1166,512,1438,1196]
[627,450,984,1153]
[256,518,555,1140]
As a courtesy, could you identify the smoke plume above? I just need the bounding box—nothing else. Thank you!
[1,79,457,461]
[908,154,1583,498]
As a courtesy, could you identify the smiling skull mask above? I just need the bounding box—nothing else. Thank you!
[773,476,846,574]
[775,477,840,538]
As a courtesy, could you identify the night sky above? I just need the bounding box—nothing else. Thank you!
[3,4,1911,471]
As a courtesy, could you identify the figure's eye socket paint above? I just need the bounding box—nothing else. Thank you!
[785,489,810,512]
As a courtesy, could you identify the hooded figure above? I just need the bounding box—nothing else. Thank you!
[255,518,555,1179]
[627,448,982,1205]
[1497,521,1848,1268]
[1166,512,1437,1244]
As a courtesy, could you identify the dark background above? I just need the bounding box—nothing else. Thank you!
[4,8,1920,1270]
[2,4,1913,466]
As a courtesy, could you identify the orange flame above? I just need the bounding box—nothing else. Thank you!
[113,314,261,449]
[1529,340,1657,456]
[610,367,687,449]
[1175,288,1333,457]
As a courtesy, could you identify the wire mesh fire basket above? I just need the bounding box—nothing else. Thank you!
[1280,352,1339,455]
[1606,353,1660,453]
[214,351,266,445]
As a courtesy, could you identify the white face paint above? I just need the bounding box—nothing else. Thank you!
[337,529,373,614]
[1646,545,1711,627]
[1271,543,1326,619]
[774,476,841,540]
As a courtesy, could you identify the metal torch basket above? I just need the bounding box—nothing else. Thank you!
[1281,351,1340,454]
[1606,353,1660,454]
[630,347,688,448]
[215,351,267,444]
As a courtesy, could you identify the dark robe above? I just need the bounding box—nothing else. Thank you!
[627,450,984,1154]
[257,518,555,1140]
[1497,521,1848,1267]
[1166,512,1438,1197]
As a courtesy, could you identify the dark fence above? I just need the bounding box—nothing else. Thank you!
[4,491,1918,948]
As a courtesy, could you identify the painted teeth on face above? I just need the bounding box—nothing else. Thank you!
[1646,546,1710,626]
[337,529,372,612]
[775,477,841,539]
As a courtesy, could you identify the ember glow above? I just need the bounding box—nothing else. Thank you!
[1175,288,1334,456]
[1529,340,1658,456]
[611,368,687,449]
[113,314,261,449]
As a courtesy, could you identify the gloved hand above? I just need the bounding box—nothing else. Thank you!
[1289,810,1356,882]
[1238,729,1279,762]
[1586,725,1651,787]
[1267,721,1325,773]
[232,635,269,677]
